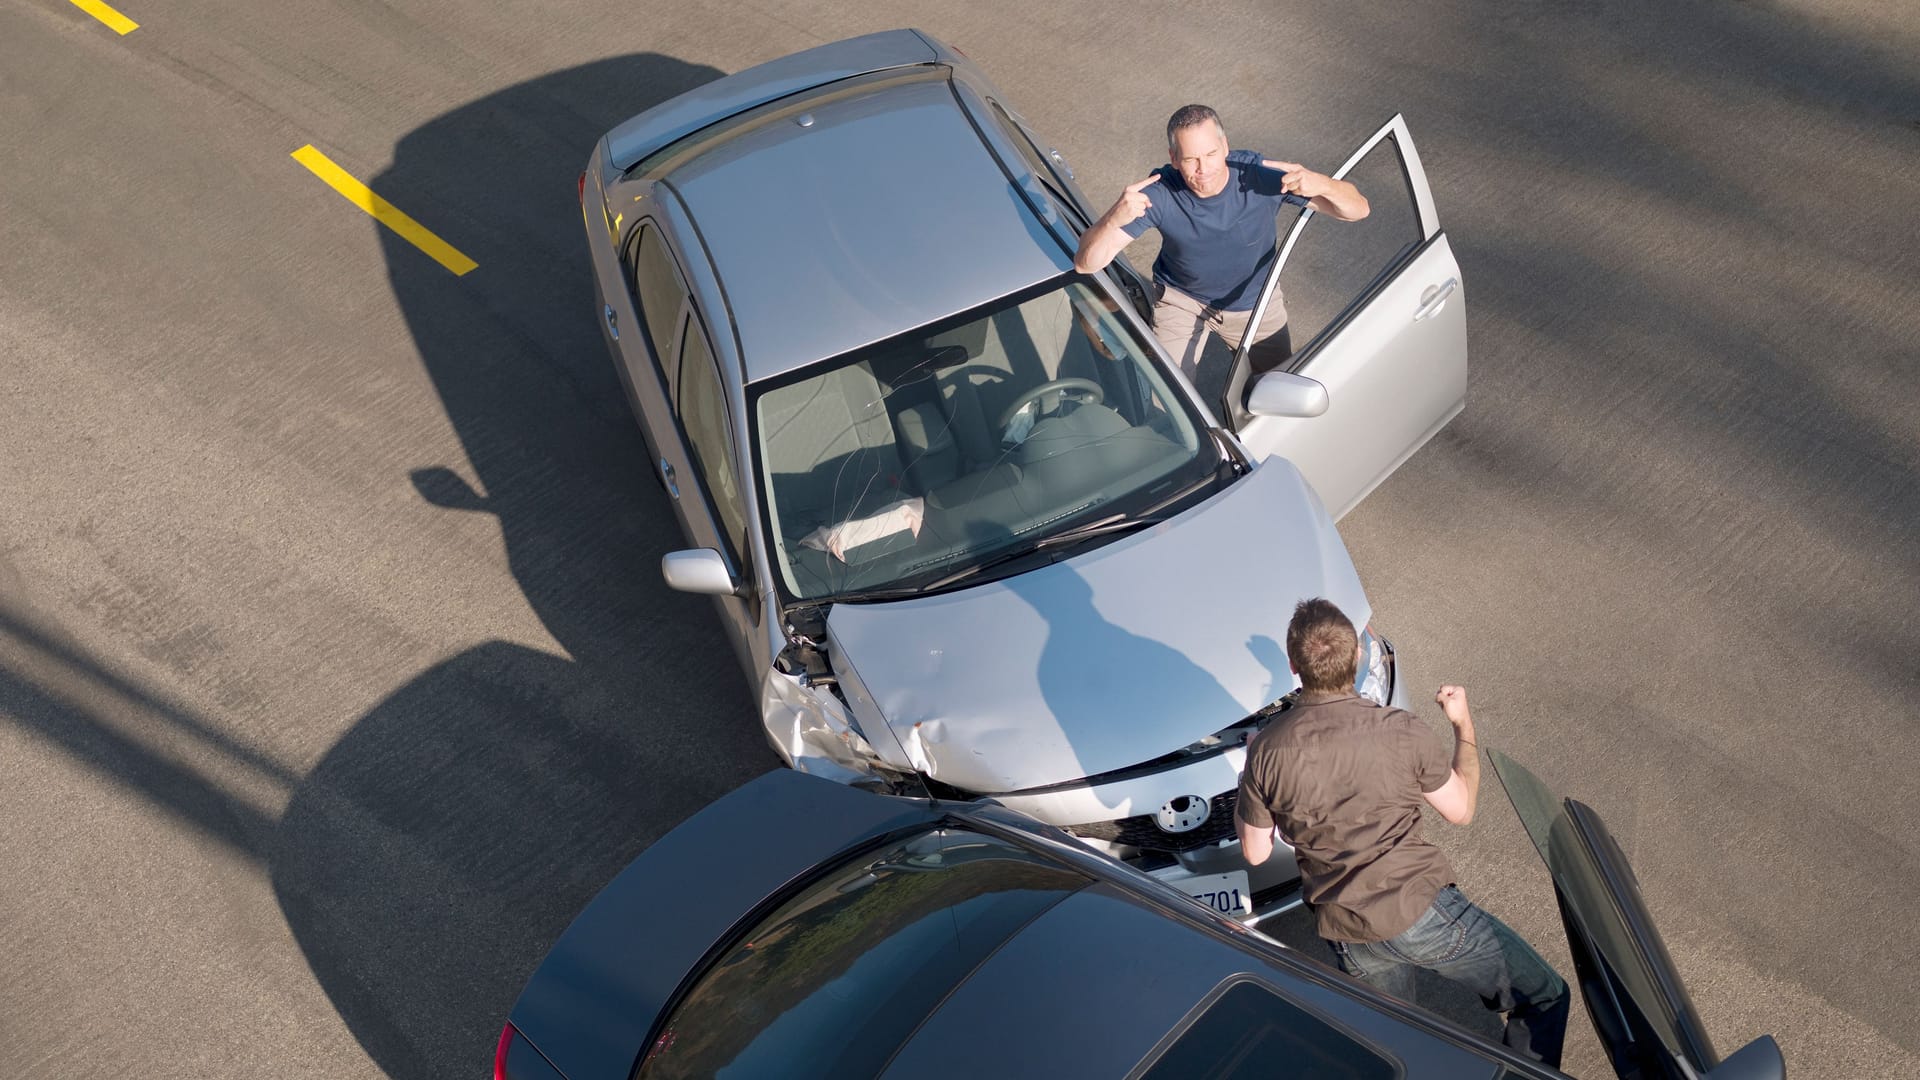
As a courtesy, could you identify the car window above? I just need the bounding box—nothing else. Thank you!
[675,315,748,562]
[1268,135,1426,356]
[988,101,1080,221]
[751,274,1216,602]
[984,100,1154,316]
[1133,979,1399,1080]
[628,221,688,366]
[638,829,1089,1079]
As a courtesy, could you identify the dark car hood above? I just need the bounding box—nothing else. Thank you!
[508,770,937,1079]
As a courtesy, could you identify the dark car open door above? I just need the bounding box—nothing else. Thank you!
[1487,750,1785,1080]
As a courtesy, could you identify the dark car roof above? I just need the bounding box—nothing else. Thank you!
[664,71,1072,384]
[507,770,939,1080]
[878,883,1506,1079]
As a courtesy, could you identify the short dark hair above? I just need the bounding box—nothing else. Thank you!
[1167,104,1223,151]
[1286,598,1359,694]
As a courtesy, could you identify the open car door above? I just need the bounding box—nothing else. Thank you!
[1225,115,1468,520]
[1487,750,1786,1080]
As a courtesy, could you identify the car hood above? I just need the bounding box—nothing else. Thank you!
[824,458,1371,794]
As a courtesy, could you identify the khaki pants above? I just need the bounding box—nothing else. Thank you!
[1152,282,1292,384]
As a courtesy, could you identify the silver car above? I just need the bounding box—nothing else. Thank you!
[580,29,1469,920]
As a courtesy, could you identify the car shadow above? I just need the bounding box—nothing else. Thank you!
[265,54,789,1080]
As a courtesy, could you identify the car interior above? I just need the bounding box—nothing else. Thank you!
[755,280,1204,599]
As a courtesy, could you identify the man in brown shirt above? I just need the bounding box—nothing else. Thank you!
[1236,598,1569,1067]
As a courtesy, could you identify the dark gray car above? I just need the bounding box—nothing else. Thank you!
[494,763,1782,1079]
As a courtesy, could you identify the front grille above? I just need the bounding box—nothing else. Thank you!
[1066,790,1239,854]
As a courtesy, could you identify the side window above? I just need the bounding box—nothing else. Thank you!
[638,830,1088,1079]
[1272,135,1426,354]
[989,101,1081,222]
[674,316,748,561]
[628,221,688,367]
[987,99,1153,317]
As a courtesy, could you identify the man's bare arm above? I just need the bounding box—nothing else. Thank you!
[1236,812,1277,866]
[1074,173,1159,273]
[1422,684,1480,825]
[1262,160,1370,222]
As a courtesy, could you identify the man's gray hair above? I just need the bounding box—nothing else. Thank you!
[1167,104,1224,151]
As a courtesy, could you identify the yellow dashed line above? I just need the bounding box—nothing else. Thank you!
[70,0,139,35]
[290,145,478,276]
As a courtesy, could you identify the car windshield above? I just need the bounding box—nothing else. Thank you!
[639,829,1088,1079]
[752,275,1214,601]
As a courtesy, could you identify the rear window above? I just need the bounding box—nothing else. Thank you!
[640,829,1087,1079]
[1135,979,1399,1080]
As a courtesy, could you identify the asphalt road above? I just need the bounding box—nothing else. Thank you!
[2,1,1916,1076]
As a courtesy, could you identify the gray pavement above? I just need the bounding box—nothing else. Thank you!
[2,0,1916,1076]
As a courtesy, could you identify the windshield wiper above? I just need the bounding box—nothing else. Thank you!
[1033,511,1166,550]
[919,512,1169,593]
[825,583,941,605]
[820,535,1096,605]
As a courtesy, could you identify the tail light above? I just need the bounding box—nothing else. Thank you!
[494,1023,517,1080]
[577,171,587,204]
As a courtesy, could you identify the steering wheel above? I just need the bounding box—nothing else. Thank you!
[996,377,1105,432]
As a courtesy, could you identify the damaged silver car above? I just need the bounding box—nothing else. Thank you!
[581,30,1469,921]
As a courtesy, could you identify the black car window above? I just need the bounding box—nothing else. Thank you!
[674,315,747,562]
[638,829,1088,1080]
[628,221,688,368]
[1133,979,1400,1080]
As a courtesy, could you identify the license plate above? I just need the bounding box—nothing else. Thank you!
[1178,871,1251,916]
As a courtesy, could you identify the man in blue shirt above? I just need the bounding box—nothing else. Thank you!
[1074,105,1370,382]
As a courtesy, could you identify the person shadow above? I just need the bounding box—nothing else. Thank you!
[997,567,1262,789]
[265,54,787,1080]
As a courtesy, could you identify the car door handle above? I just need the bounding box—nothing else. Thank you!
[604,304,620,339]
[659,458,679,498]
[1413,278,1458,321]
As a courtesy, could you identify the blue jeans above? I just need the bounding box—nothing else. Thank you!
[1326,885,1570,1067]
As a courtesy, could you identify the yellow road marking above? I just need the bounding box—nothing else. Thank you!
[290,145,478,276]
[70,0,139,34]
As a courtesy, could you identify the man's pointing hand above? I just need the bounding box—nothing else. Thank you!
[1110,173,1161,227]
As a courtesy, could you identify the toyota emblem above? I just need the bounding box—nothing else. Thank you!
[1155,794,1213,834]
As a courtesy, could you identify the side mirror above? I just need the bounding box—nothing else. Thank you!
[1246,371,1330,419]
[409,466,489,512]
[661,549,740,596]
[1702,1036,1785,1080]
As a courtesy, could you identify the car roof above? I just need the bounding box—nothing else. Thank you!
[879,882,1511,1078]
[603,29,939,172]
[664,71,1073,384]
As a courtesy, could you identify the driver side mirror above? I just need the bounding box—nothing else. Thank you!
[662,549,743,597]
[1703,1036,1785,1080]
[1246,371,1330,419]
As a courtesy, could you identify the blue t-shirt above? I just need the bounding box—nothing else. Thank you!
[1122,148,1308,311]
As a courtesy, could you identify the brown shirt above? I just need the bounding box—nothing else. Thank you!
[1236,692,1453,942]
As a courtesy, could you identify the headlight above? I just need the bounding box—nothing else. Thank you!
[1356,625,1392,705]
